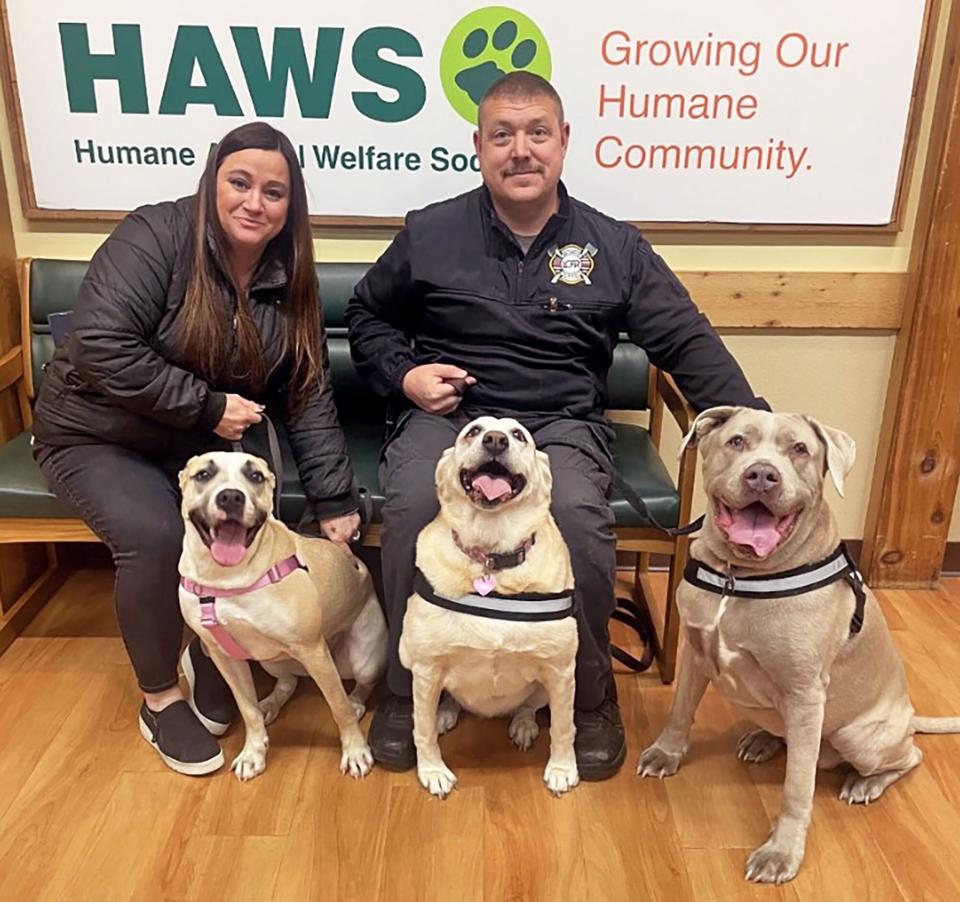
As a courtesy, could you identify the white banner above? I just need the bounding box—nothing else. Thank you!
[4,1,928,224]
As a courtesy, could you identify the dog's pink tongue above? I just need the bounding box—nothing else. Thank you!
[726,505,781,557]
[211,521,248,566]
[474,474,512,501]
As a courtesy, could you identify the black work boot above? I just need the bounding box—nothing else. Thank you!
[574,697,626,780]
[369,694,416,770]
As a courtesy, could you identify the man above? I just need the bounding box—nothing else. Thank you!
[346,72,765,779]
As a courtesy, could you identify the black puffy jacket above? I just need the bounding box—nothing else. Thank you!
[346,183,765,429]
[32,196,357,520]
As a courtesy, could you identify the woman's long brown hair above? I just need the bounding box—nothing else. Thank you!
[177,121,323,418]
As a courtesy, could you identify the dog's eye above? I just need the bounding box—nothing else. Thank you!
[510,429,526,443]
[466,426,482,439]
[727,435,745,449]
[792,442,809,456]
[193,469,212,482]
[248,471,266,484]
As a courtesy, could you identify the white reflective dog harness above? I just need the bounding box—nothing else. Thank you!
[413,570,574,622]
[683,543,866,636]
[179,554,309,659]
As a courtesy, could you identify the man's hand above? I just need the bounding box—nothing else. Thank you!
[214,394,264,441]
[402,364,477,415]
[320,511,362,558]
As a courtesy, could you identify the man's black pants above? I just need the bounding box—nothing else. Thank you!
[379,411,617,711]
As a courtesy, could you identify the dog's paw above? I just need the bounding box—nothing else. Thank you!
[339,741,374,779]
[259,698,282,726]
[737,729,785,764]
[637,744,682,778]
[232,746,267,782]
[509,710,540,750]
[418,761,458,799]
[745,839,803,884]
[436,697,461,735]
[839,771,889,805]
[543,759,579,796]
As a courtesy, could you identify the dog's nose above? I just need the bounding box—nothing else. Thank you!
[743,462,781,493]
[215,488,246,513]
[482,431,508,455]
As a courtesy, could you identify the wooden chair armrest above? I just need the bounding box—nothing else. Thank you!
[656,370,696,437]
[0,346,23,395]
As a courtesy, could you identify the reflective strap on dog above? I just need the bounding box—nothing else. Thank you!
[683,543,866,636]
[180,554,309,660]
[413,570,574,622]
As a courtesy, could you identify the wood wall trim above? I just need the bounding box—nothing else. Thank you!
[678,271,905,330]
[861,0,960,587]
[12,257,907,332]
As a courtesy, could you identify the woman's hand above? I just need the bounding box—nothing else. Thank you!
[214,394,264,441]
[320,511,362,557]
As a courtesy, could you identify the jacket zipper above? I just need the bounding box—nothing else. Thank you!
[514,257,523,303]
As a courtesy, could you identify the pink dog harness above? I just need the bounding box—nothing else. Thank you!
[180,554,308,660]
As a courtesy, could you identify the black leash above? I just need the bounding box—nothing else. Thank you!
[540,434,704,673]
[233,412,283,519]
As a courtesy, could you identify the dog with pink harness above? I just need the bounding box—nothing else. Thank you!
[177,451,387,781]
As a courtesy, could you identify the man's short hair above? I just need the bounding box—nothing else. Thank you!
[477,72,565,128]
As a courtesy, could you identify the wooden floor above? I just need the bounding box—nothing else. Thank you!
[1,567,960,901]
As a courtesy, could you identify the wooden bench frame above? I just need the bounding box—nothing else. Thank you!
[0,257,697,681]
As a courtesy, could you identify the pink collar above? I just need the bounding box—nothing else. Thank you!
[180,553,307,660]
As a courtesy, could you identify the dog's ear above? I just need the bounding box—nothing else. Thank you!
[533,449,553,498]
[804,417,856,497]
[434,447,458,505]
[678,406,741,458]
[178,455,200,493]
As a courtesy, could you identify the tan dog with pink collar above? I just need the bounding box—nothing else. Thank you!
[178,451,387,781]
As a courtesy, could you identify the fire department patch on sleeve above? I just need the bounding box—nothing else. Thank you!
[548,243,598,285]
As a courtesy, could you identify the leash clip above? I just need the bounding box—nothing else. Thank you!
[723,573,736,596]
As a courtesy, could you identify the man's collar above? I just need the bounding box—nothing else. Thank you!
[480,181,571,244]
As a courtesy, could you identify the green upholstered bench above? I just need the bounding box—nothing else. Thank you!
[0,258,697,680]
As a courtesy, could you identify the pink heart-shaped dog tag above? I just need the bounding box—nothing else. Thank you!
[473,575,496,596]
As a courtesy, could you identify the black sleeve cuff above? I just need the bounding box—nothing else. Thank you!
[311,488,360,522]
[196,390,227,433]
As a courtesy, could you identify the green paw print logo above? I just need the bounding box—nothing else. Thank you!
[440,7,552,124]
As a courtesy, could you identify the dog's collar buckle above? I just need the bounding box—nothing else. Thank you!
[451,530,537,573]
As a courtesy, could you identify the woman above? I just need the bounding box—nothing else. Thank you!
[32,122,362,775]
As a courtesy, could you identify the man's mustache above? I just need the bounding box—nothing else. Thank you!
[503,166,544,177]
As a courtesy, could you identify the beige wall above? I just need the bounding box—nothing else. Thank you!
[2,0,956,541]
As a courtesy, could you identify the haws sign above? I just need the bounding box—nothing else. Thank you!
[1,1,930,225]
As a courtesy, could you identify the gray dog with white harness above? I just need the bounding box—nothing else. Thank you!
[638,406,960,884]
